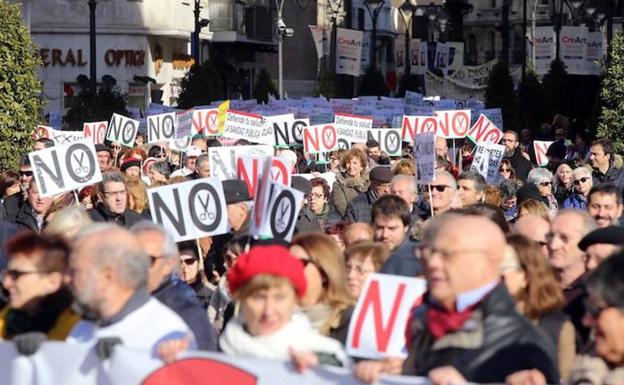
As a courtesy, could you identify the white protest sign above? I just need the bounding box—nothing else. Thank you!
[534,26,555,75]
[256,181,305,241]
[107,113,139,147]
[175,110,194,139]
[29,139,102,198]
[368,129,402,156]
[534,140,554,167]
[413,132,436,184]
[237,155,291,198]
[83,121,108,144]
[170,136,192,152]
[560,26,587,75]
[434,110,471,139]
[148,178,229,242]
[147,112,176,143]
[223,110,273,145]
[336,28,364,77]
[35,125,84,145]
[346,274,426,359]
[266,114,309,147]
[401,115,438,143]
[334,113,372,144]
[467,114,503,144]
[303,124,339,154]
[209,144,274,180]
[470,142,506,185]
[192,108,220,136]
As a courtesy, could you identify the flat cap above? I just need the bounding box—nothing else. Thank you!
[369,166,394,183]
[579,226,624,251]
[95,144,111,154]
[291,176,312,194]
[222,179,252,205]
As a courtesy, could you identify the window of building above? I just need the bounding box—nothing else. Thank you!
[127,83,147,112]
[490,0,497,7]
[357,8,365,31]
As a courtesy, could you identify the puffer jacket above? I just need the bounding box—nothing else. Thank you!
[403,283,559,383]
[330,172,369,218]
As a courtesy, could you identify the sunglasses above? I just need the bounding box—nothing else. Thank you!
[500,168,512,173]
[2,269,44,281]
[428,184,451,192]
[574,177,590,185]
[19,170,33,177]
[181,258,198,266]
[538,181,552,187]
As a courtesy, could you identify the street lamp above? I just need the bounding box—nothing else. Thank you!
[501,0,512,63]
[275,0,294,99]
[327,0,344,74]
[398,0,418,75]
[551,0,594,59]
[88,0,97,92]
[192,0,210,65]
[362,0,387,71]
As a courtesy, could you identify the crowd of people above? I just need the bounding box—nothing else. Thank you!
[0,120,623,385]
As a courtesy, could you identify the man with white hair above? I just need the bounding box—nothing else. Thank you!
[390,174,426,224]
[428,170,457,216]
[131,221,217,351]
[67,223,196,356]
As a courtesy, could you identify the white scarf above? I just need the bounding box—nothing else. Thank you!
[219,313,350,367]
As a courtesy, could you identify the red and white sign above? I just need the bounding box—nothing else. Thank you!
[467,114,503,144]
[237,155,291,198]
[192,108,220,136]
[534,140,554,167]
[435,110,471,139]
[83,121,108,144]
[401,115,438,143]
[346,274,426,359]
[303,124,339,154]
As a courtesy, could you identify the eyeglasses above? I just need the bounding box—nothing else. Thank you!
[19,170,33,177]
[103,190,127,197]
[308,192,325,199]
[538,181,552,187]
[180,258,197,266]
[574,177,590,185]
[427,184,452,192]
[502,138,516,143]
[2,269,45,281]
[346,264,375,276]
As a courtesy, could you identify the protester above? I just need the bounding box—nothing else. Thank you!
[342,222,374,248]
[517,199,550,221]
[457,171,486,207]
[219,245,350,367]
[504,235,576,381]
[547,209,597,345]
[553,162,574,204]
[365,139,381,168]
[484,185,503,206]
[499,159,517,181]
[527,168,558,217]
[193,154,210,179]
[331,148,369,217]
[562,167,593,209]
[34,137,54,151]
[578,226,624,271]
[345,166,392,223]
[177,241,214,309]
[77,186,96,210]
[120,158,141,178]
[95,144,113,173]
[435,137,449,160]
[289,232,354,344]
[148,160,171,185]
[9,180,53,233]
[344,241,389,298]
[512,214,550,257]
[308,177,331,226]
[125,176,149,216]
[587,184,623,228]
[503,130,533,181]
[88,171,142,227]
[392,159,416,176]
[500,179,521,221]
[390,174,425,223]
[428,170,457,216]
[590,137,624,192]
[170,145,202,178]
[0,232,80,340]
[461,204,510,234]
[67,223,197,357]
[0,170,21,220]
[370,194,420,277]
[44,205,93,240]
[292,176,321,233]
[17,155,33,193]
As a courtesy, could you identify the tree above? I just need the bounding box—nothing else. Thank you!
[542,58,571,120]
[316,70,339,99]
[516,70,547,132]
[64,87,130,130]
[177,61,225,109]
[358,66,389,97]
[396,74,424,97]
[598,33,624,153]
[253,68,278,104]
[0,2,42,170]
[485,60,516,130]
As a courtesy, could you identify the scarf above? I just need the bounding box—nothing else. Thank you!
[426,303,477,340]
[4,287,73,339]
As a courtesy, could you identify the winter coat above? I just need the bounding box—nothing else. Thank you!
[12,201,41,233]
[331,172,369,218]
[87,203,143,228]
[505,148,533,182]
[593,166,624,193]
[344,189,377,224]
[294,205,321,234]
[562,193,588,210]
[379,238,422,277]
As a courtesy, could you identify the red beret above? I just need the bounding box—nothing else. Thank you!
[227,245,307,298]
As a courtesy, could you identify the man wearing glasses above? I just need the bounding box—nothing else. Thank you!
[502,130,532,181]
[87,171,142,228]
[427,170,457,216]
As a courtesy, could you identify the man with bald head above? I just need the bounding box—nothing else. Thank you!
[67,223,196,356]
[356,213,558,385]
[512,215,550,257]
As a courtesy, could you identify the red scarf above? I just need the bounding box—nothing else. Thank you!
[426,304,476,340]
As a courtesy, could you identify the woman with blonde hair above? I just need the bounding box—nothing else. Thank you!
[289,232,355,344]
[344,241,389,298]
[517,199,550,221]
[125,176,149,215]
[44,205,92,240]
[392,159,416,176]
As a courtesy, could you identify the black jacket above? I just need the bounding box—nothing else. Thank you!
[404,283,559,383]
[379,238,422,277]
[87,203,143,228]
[153,276,217,351]
[505,148,533,182]
[592,166,624,193]
[345,189,377,223]
[11,201,41,233]
[2,193,23,221]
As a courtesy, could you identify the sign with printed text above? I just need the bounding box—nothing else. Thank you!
[82,122,108,145]
[266,114,308,147]
[470,142,506,185]
[209,145,274,180]
[35,125,84,145]
[334,113,372,143]
[368,129,402,156]
[303,124,339,154]
[401,115,439,143]
[434,110,471,139]
[29,139,102,198]
[413,132,436,184]
[534,140,554,167]
[175,110,194,139]
[222,110,273,145]
[346,274,426,359]
[336,28,364,77]
[192,108,220,136]
[107,113,139,147]
[255,180,305,242]
[147,112,176,143]
[237,155,291,198]
[467,114,503,144]
[148,178,229,242]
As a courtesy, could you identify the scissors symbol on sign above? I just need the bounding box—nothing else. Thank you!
[276,200,289,230]
[73,152,89,174]
[197,194,214,222]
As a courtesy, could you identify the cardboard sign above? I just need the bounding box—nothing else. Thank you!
[35,125,84,145]
[266,114,308,147]
[147,112,176,144]
[148,178,229,242]
[237,155,291,197]
[29,139,102,198]
[254,180,305,242]
[192,108,220,136]
[413,132,436,184]
[534,140,554,167]
[368,129,402,156]
[434,110,471,139]
[334,113,372,144]
[175,110,194,139]
[470,142,506,185]
[346,274,426,359]
[401,115,438,143]
[222,110,273,145]
[83,122,108,144]
[107,113,139,147]
[209,145,274,180]
[170,136,192,153]
[302,124,339,154]
[467,114,503,144]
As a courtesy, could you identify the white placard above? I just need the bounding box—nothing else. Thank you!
[534,140,554,167]
[368,129,402,156]
[336,28,364,77]
[334,113,372,144]
[35,125,84,145]
[434,110,471,139]
[413,131,436,184]
[470,142,506,185]
[147,112,176,144]
[192,108,220,136]
[302,124,339,154]
[209,145,274,180]
[107,113,139,147]
[222,110,273,145]
[82,121,108,144]
[467,114,503,144]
